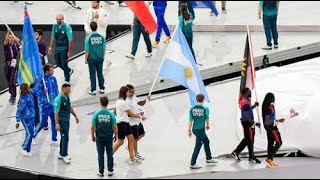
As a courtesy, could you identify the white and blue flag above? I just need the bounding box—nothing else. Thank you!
[159,26,210,106]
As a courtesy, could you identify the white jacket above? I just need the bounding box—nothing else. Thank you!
[84,7,109,38]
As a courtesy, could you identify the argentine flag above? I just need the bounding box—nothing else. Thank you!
[159,26,210,106]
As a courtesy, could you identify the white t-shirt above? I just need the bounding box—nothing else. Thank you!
[115,98,130,123]
[84,7,109,38]
[126,96,141,126]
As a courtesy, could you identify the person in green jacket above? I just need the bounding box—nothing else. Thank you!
[54,83,80,164]
[179,3,196,63]
[85,21,106,96]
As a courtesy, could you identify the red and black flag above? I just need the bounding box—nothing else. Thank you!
[239,26,256,103]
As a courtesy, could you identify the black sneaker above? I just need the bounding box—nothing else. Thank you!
[44,126,49,130]
[249,158,261,164]
[231,152,241,161]
[11,98,16,105]
[65,1,72,5]
[72,5,81,10]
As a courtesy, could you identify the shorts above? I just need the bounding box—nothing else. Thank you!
[131,123,145,140]
[117,122,132,140]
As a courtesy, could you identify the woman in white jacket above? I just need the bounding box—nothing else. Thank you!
[84,1,109,38]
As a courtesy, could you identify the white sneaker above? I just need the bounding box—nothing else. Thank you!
[63,156,71,164]
[274,44,279,49]
[190,164,202,169]
[135,153,144,160]
[206,158,218,164]
[108,171,114,177]
[128,158,141,164]
[126,54,135,60]
[21,149,30,157]
[99,89,105,94]
[105,1,114,5]
[27,152,33,157]
[145,52,152,58]
[97,173,104,177]
[261,45,272,50]
[89,90,97,96]
[51,141,60,146]
[58,154,63,159]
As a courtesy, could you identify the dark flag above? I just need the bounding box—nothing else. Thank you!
[239,27,256,103]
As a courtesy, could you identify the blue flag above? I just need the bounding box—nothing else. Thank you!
[159,26,210,106]
[192,1,219,16]
[17,6,44,85]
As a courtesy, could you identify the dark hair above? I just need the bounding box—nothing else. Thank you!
[20,83,30,96]
[43,64,53,73]
[241,87,250,95]
[35,29,43,36]
[62,83,71,88]
[100,96,109,107]
[196,93,205,103]
[93,1,100,3]
[119,86,129,100]
[90,21,98,32]
[180,3,191,21]
[126,84,134,90]
[262,93,275,121]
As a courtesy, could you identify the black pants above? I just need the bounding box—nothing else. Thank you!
[266,126,282,160]
[234,121,255,159]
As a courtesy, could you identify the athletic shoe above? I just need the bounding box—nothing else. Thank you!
[249,158,261,164]
[163,36,171,43]
[206,158,218,164]
[222,8,227,13]
[119,2,127,7]
[105,1,114,5]
[145,52,152,58]
[270,160,278,167]
[264,158,274,167]
[128,158,141,164]
[231,152,241,161]
[25,1,33,5]
[21,149,30,157]
[58,154,63,159]
[108,171,114,177]
[72,5,81,10]
[126,54,135,60]
[11,98,16,105]
[65,1,72,5]
[89,90,97,96]
[51,141,60,146]
[97,173,104,177]
[190,164,202,169]
[63,156,72,164]
[44,126,49,130]
[152,41,159,48]
[274,44,279,49]
[99,89,105,94]
[135,153,144,160]
[261,45,272,50]
[27,152,33,157]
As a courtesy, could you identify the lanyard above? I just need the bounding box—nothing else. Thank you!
[9,44,17,59]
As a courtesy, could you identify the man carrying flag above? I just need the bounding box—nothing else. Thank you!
[231,29,261,164]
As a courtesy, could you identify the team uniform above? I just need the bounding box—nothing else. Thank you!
[115,98,132,140]
[126,96,145,140]
[16,93,35,153]
[92,109,117,175]
[33,75,59,142]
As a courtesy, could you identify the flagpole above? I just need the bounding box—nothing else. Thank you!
[0,17,16,37]
[42,78,50,102]
[247,25,262,134]
[148,25,179,97]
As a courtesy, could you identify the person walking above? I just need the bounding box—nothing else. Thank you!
[258,1,280,50]
[16,83,35,157]
[231,88,261,164]
[54,83,80,164]
[48,13,74,83]
[262,92,284,167]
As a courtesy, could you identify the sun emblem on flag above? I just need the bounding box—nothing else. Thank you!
[185,67,193,78]
[241,57,247,76]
